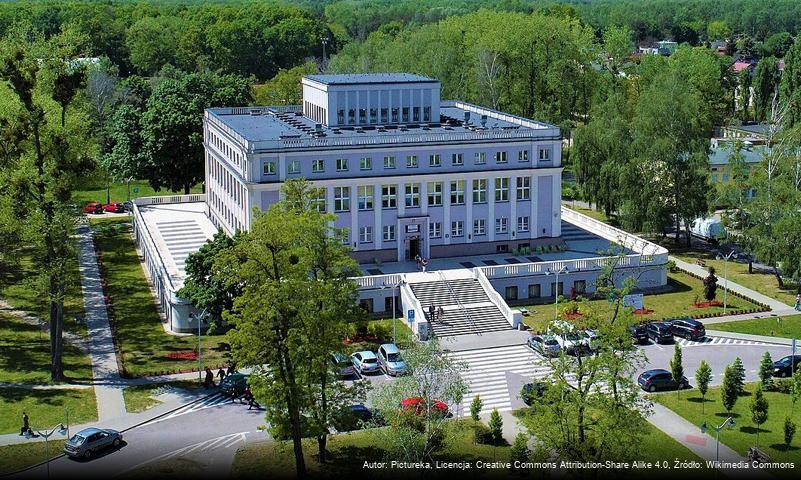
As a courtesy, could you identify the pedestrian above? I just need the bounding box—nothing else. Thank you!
[795,294,800,311]
[429,305,435,321]
[19,412,30,436]
[217,367,226,382]
[204,367,214,389]
[415,254,422,270]
[438,306,444,320]
[244,387,259,410]
[421,257,428,272]
[227,363,236,376]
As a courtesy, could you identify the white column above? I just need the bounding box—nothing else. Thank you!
[464,177,473,244]
[552,175,561,237]
[510,175,518,242]
[530,174,538,239]
[443,181,451,245]
[350,185,358,251]
[374,183,382,250]
[397,182,406,217]
[420,181,428,216]
[488,176,496,242]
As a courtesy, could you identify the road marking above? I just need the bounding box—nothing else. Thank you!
[121,432,249,474]
[159,393,233,421]
[677,336,785,348]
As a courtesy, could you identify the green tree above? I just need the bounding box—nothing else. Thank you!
[706,20,732,41]
[750,384,769,446]
[759,352,774,390]
[253,62,318,106]
[760,32,793,58]
[753,57,781,122]
[785,417,796,454]
[488,408,504,445]
[732,357,746,394]
[780,39,801,128]
[670,343,684,397]
[696,360,712,414]
[125,16,181,76]
[737,67,751,121]
[721,365,739,414]
[470,395,483,422]
[510,432,530,471]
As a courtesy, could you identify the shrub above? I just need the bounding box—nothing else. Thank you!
[488,408,504,445]
[470,395,483,421]
[473,422,494,444]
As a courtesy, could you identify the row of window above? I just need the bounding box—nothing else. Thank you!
[504,280,587,301]
[337,106,432,125]
[327,177,532,212]
[208,130,244,172]
[352,216,530,244]
[263,149,551,176]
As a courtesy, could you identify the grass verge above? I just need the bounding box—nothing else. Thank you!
[72,171,201,205]
[122,380,204,413]
[0,440,67,476]
[0,387,97,435]
[710,315,801,339]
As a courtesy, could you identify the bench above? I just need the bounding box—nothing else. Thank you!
[695,258,706,267]
[747,447,770,463]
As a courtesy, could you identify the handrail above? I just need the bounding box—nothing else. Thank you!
[560,205,668,256]
[134,194,206,206]
[131,201,178,292]
[437,270,480,336]
[352,273,404,289]
[399,280,427,338]
[473,268,520,328]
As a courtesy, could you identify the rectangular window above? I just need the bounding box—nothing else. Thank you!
[474,152,486,165]
[430,222,441,238]
[380,108,388,123]
[383,156,396,169]
[369,108,377,123]
[551,281,564,296]
[451,153,463,166]
[405,183,420,208]
[539,148,550,161]
[341,228,349,245]
[473,219,486,235]
[337,110,344,124]
[357,185,374,210]
[359,227,373,243]
[383,225,396,241]
[450,180,465,205]
[336,158,348,172]
[518,216,529,232]
[517,177,531,200]
[427,182,442,206]
[423,106,431,122]
[451,221,464,238]
[381,185,397,209]
[473,179,487,204]
[505,286,518,301]
[359,109,366,124]
[413,106,420,122]
[360,157,372,170]
[312,159,325,173]
[391,108,399,123]
[574,280,587,295]
[287,160,300,175]
[495,217,508,234]
[263,161,276,175]
[429,154,441,167]
[528,284,541,298]
[348,109,355,124]
[334,187,350,212]
[311,188,326,212]
[495,177,509,202]
[495,151,508,164]
[402,107,409,122]
[518,150,529,162]
[406,155,418,168]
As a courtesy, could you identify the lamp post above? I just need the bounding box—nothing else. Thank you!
[717,251,735,314]
[382,280,404,344]
[545,266,569,318]
[700,417,735,463]
[24,424,68,480]
[190,309,207,384]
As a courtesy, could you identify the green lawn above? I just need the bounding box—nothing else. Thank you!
[91,218,231,377]
[0,387,97,435]
[673,250,796,307]
[521,271,761,332]
[72,170,202,205]
[639,422,706,464]
[711,315,801,339]
[0,313,93,384]
[653,383,801,464]
[122,380,204,413]
[0,440,67,476]
[563,204,620,227]
[344,318,414,353]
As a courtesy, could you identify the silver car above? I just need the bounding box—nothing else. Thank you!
[64,428,122,459]
[351,351,380,375]
[528,334,561,357]
[376,343,407,375]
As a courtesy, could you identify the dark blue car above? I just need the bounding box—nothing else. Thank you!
[638,369,688,392]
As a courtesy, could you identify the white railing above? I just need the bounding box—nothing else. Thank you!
[473,268,522,328]
[560,206,668,257]
[437,270,479,336]
[352,273,404,290]
[131,201,180,293]
[400,280,428,339]
[134,194,206,206]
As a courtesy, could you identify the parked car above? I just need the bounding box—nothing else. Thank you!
[628,324,649,344]
[772,355,801,377]
[401,397,449,417]
[103,202,126,213]
[521,382,548,405]
[638,369,688,392]
[219,373,248,397]
[351,351,380,375]
[646,321,674,343]
[582,329,600,351]
[330,352,355,378]
[333,404,375,431]
[669,317,706,341]
[376,343,407,376]
[83,202,103,214]
[528,334,561,357]
[64,428,122,459]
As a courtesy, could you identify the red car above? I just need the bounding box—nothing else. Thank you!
[103,203,126,213]
[83,202,103,214]
[401,397,449,417]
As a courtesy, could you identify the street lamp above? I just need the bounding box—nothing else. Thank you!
[716,251,735,314]
[545,266,569,318]
[25,423,68,480]
[381,280,404,344]
[190,309,207,384]
[700,417,736,463]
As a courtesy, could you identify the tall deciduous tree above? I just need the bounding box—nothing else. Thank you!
[670,343,684,397]
[750,385,769,446]
[721,365,739,414]
[780,39,801,128]
[753,57,781,122]
[696,360,712,414]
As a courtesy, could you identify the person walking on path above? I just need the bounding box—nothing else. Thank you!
[437,306,444,321]
[217,367,226,382]
[415,254,422,270]
[421,257,428,272]
[429,305,436,321]
[19,412,31,436]
[795,294,800,311]
[204,367,214,389]
[227,363,236,376]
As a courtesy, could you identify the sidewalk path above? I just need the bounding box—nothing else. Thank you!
[76,225,127,422]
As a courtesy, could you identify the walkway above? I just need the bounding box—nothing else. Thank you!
[75,225,127,422]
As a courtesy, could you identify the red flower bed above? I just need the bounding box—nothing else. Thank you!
[564,312,583,320]
[166,351,198,360]
[692,301,724,308]
[633,308,654,315]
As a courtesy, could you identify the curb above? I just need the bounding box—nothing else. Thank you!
[706,329,795,347]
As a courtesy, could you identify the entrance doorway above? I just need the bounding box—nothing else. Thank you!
[407,237,421,260]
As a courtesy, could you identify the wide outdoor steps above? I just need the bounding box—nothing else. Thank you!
[410,278,489,307]
[426,304,511,337]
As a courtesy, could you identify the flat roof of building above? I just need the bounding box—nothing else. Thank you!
[304,73,437,86]
[206,101,560,152]
[709,143,765,165]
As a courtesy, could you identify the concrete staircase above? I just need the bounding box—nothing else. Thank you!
[408,277,512,337]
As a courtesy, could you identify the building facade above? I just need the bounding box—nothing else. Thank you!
[203,73,563,263]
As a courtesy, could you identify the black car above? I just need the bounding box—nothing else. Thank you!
[669,317,706,341]
[521,382,548,405]
[628,324,649,344]
[646,321,674,343]
[772,355,801,377]
[638,369,688,392]
[220,373,248,396]
[333,404,377,431]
